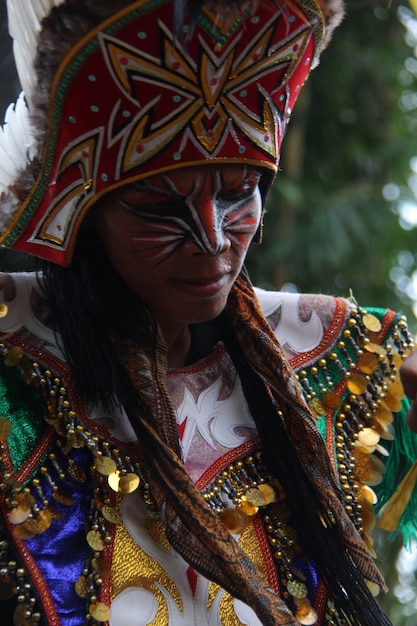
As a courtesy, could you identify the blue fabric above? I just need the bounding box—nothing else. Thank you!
[25,448,93,626]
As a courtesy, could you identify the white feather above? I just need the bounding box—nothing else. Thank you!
[6,0,65,103]
[0,94,36,193]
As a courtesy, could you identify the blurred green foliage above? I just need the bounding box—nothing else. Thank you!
[247,1,417,330]
[247,5,417,621]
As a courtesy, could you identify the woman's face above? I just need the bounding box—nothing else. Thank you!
[94,164,263,335]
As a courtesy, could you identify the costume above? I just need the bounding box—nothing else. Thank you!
[0,274,415,626]
[1,1,416,625]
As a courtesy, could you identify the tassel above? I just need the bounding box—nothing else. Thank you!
[378,460,417,532]
[375,399,417,543]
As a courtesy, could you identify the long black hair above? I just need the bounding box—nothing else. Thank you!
[38,231,393,626]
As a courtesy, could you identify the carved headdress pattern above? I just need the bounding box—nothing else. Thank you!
[0,0,343,265]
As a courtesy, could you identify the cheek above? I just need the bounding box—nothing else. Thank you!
[96,210,168,264]
[226,199,263,249]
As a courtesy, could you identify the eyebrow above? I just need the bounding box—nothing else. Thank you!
[131,168,262,196]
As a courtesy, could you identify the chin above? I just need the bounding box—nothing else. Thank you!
[182,301,227,325]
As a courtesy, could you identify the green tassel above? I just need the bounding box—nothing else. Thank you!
[375,398,417,547]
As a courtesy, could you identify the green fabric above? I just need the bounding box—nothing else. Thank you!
[290,303,417,547]
[0,359,47,473]
[375,398,417,546]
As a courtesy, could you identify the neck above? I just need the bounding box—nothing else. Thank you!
[160,319,222,369]
[161,324,192,369]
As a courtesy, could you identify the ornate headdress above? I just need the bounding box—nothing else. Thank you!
[0,0,344,265]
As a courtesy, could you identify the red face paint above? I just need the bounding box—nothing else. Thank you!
[95,164,263,336]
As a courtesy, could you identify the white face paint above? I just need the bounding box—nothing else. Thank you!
[119,166,262,260]
[94,164,263,339]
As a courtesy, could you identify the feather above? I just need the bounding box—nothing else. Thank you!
[0,94,36,193]
[6,0,65,103]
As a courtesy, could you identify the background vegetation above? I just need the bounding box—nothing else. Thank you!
[247,2,417,327]
[248,3,417,622]
[1,0,417,622]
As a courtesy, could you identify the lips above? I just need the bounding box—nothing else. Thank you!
[173,273,230,297]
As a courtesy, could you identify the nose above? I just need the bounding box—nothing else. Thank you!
[183,197,231,256]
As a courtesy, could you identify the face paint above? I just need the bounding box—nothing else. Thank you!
[95,164,263,337]
[119,166,262,262]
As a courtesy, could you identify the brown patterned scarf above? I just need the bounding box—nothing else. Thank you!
[119,272,385,626]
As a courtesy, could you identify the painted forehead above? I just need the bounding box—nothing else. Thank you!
[118,166,263,258]
[130,166,263,196]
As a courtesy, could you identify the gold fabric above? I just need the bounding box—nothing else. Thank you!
[114,273,385,626]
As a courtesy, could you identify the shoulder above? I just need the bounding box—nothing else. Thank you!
[254,287,407,370]
[255,288,347,361]
[0,271,63,358]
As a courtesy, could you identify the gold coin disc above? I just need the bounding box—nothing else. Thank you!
[347,373,368,395]
[357,428,380,448]
[89,601,111,622]
[118,473,140,494]
[86,529,105,551]
[94,455,117,476]
[362,313,382,333]
[102,504,122,524]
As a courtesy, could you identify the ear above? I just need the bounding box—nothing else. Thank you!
[253,209,265,245]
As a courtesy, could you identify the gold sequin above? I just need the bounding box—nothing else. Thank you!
[347,373,368,395]
[0,573,16,600]
[220,507,250,534]
[52,491,74,505]
[237,499,258,517]
[86,529,105,551]
[364,342,386,357]
[322,391,341,410]
[23,509,52,534]
[108,471,140,494]
[75,576,89,598]
[295,598,318,625]
[383,392,403,412]
[362,313,382,333]
[357,428,380,448]
[357,352,378,374]
[89,601,111,622]
[94,455,117,476]
[13,603,28,626]
[92,557,111,579]
[287,579,308,599]
[67,459,87,483]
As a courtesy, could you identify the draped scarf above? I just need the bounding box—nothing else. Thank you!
[116,272,385,626]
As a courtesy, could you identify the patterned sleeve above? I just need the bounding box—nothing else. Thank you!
[261,290,417,548]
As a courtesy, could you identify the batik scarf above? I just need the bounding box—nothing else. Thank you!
[119,272,385,626]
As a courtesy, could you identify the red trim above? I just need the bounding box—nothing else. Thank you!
[253,514,281,595]
[168,341,225,376]
[313,580,329,623]
[196,436,260,490]
[289,297,348,370]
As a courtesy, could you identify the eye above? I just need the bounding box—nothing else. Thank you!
[219,189,254,204]
[121,199,189,220]
[217,171,262,204]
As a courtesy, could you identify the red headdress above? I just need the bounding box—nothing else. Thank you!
[0,0,344,265]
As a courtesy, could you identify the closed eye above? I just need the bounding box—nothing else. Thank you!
[121,200,189,220]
